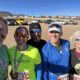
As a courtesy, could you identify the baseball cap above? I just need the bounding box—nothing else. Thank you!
[48,23,62,33]
[29,22,41,32]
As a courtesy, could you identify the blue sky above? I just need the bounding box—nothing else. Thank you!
[0,0,80,16]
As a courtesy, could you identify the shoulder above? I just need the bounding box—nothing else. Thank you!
[27,39,32,43]
[71,48,75,52]
[28,45,40,59]
[39,39,47,47]
[28,45,39,53]
[1,45,8,54]
[27,39,35,44]
[70,48,75,56]
[2,44,8,49]
[61,39,70,47]
[42,41,51,53]
[1,44,9,52]
[40,39,46,43]
[8,46,16,52]
[61,39,70,43]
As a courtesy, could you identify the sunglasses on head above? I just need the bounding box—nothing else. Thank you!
[15,32,27,38]
[0,34,5,39]
[75,38,80,41]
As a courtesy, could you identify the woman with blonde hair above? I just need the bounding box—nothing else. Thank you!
[70,31,80,80]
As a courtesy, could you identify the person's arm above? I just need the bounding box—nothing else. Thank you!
[34,49,42,80]
[42,47,48,80]
[35,64,42,80]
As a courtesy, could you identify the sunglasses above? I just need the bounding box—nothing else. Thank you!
[75,39,80,41]
[49,31,60,33]
[0,34,5,39]
[15,32,28,38]
[30,29,41,33]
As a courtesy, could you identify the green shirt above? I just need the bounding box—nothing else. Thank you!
[0,44,9,80]
[8,45,41,80]
[56,45,62,53]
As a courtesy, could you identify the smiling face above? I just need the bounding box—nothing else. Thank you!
[14,27,29,46]
[30,30,41,42]
[48,23,62,46]
[29,22,42,42]
[0,18,8,45]
[49,30,61,45]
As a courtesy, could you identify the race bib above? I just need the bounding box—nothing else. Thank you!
[13,72,18,79]
[18,72,30,80]
[58,74,69,80]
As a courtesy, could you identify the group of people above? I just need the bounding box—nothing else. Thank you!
[0,17,80,80]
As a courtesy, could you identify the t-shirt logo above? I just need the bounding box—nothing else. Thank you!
[16,58,31,63]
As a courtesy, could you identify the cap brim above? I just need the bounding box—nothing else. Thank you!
[31,29,41,32]
[48,27,61,33]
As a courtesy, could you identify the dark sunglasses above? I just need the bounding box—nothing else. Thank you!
[30,30,41,34]
[75,39,80,41]
[49,31,59,33]
[0,34,5,39]
[15,32,27,38]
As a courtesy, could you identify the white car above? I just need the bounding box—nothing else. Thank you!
[32,20,38,23]
[53,20,66,25]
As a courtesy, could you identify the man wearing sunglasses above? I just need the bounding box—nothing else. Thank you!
[8,27,41,80]
[42,23,70,80]
[27,22,46,52]
[27,22,46,79]
[0,18,9,80]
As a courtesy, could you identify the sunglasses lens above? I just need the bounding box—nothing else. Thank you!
[50,31,54,33]
[16,33,27,38]
[75,39,80,41]
[49,31,59,33]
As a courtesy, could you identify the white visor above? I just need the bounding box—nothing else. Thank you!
[48,27,61,33]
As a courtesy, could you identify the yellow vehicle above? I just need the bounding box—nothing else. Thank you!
[16,18,28,25]
[16,18,25,25]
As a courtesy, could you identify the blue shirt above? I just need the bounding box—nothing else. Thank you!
[42,39,70,80]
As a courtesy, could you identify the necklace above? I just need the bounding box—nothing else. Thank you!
[14,45,28,73]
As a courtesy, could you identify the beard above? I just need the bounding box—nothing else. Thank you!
[32,36,40,42]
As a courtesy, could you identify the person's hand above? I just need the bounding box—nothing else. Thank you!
[10,69,13,79]
[73,74,80,80]
[58,77,68,80]
[58,77,64,80]
[22,73,29,80]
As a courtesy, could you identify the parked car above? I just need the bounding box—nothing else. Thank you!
[53,20,66,25]
[22,21,28,25]
[16,18,28,25]
[36,20,43,23]
[44,19,53,24]
[32,20,38,23]
[5,18,17,26]
[68,20,77,25]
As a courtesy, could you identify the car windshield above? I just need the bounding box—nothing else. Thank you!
[6,19,16,21]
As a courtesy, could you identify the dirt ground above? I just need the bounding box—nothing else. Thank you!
[4,23,80,48]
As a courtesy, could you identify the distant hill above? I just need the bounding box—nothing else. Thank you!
[0,11,29,18]
[0,11,14,17]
